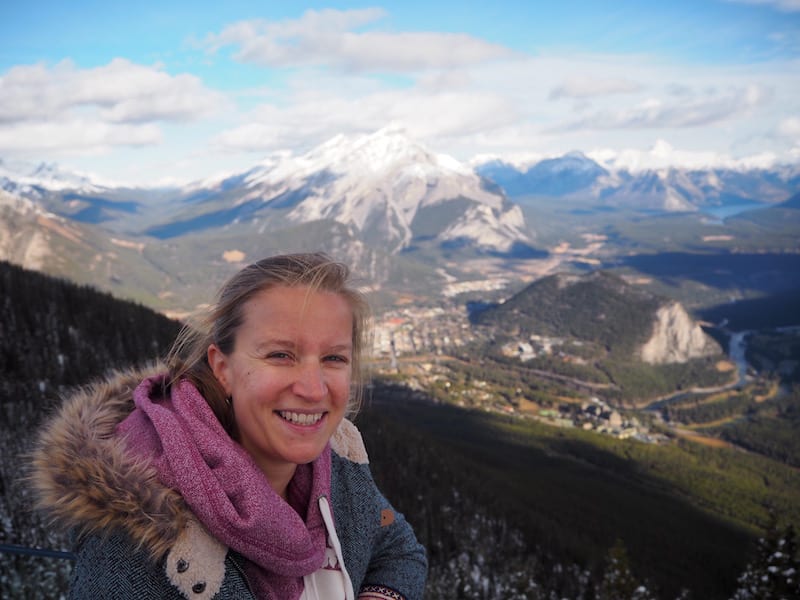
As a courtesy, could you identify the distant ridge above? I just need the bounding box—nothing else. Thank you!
[475,154,799,212]
[475,271,720,363]
[476,271,660,352]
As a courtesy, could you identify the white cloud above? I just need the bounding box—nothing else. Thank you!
[212,84,517,154]
[549,77,643,99]
[0,120,161,154]
[550,84,772,131]
[3,10,795,183]
[204,8,513,72]
[588,139,779,171]
[0,58,227,156]
[202,45,798,178]
[777,116,800,137]
[0,59,226,124]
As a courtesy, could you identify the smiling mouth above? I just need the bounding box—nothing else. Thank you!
[277,411,325,426]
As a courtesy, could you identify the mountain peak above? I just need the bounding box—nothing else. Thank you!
[0,158,98,192]
[303,127,472,178]
[170,127,532,255]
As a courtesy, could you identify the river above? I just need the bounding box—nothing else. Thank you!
[727,330,750,387]
[645,324,800,412]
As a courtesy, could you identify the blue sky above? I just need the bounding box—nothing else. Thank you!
[0,0,798,185]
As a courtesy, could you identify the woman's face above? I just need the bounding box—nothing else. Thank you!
[208,285,353,481]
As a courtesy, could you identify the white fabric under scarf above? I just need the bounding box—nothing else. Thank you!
[300,496,355,600]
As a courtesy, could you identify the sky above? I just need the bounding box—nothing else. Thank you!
[0,0,798,186]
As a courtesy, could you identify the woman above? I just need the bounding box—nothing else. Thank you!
[31,252,427,599]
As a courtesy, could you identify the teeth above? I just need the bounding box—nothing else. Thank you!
[278,411,323,425]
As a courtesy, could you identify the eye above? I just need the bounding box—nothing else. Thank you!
[266,351,293,361]
[323,354,350,365]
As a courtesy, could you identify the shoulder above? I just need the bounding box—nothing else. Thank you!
[29,365,187,560]
[70,529,182,599]
[70,519,250,600]
[329,419,382,519]
[328,425,428,600]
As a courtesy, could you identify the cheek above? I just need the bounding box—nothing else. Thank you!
[330,372,352,401]
[233,370,273,404]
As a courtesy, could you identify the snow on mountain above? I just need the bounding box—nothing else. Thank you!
[605,169,703,212]
[475,153,799,212]
[476,152,609,198]
[439,203,528,250]
[0,159,99,194]
[189,126,531,254]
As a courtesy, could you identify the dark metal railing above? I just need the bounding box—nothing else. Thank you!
[0,543,75,560]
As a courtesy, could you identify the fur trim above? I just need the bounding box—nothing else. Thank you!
[29,366,188,561]
[331,418,369,464]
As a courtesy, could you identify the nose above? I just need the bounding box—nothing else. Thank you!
[292,360,328,401]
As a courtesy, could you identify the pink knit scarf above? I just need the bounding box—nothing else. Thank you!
[116,374,330,600]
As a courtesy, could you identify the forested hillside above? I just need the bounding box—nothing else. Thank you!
[0,260,182,392]
[475,271,663,353]
[470,270,729,404]
[359,383,800,599]
[0,260,181,598]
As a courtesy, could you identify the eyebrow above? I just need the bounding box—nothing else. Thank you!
[255,338,296,351]
[326,343,353,354]
[254,339,353,353]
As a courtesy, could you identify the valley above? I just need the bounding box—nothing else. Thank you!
[371,299,796,445]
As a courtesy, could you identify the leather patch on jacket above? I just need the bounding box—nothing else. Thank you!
[380,508,395,527]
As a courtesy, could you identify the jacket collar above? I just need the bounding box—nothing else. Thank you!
[31,367,189,561]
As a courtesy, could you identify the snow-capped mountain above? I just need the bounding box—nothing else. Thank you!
[607,169,703,212]
[0,159,99,195]
[0,158,184,233]
[0,130,538,313]
[475,154,800,212]
[477,152,609,198]
[3,127,798,315]
[172,127,532,254]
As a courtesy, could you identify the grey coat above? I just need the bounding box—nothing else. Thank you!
[30,369,427,599]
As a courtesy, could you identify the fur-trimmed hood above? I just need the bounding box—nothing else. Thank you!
[29,367,369,563]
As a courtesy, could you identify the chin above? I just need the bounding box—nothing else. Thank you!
[286,447,327,466]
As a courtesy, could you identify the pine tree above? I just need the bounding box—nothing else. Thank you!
[730,513,800,599]
[596,539,657,600]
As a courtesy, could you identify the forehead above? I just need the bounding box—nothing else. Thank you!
[240,285,353,332]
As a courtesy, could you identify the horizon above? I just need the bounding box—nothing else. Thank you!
[1,0,798,186]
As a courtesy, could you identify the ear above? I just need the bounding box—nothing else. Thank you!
[207,344,231,395]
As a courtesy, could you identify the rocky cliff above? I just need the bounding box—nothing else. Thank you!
[639,301,720,364]
[0,190,54,270]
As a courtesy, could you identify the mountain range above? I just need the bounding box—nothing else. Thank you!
[1,128,799,314]
[476,152,800,212]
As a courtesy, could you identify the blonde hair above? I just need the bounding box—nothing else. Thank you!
[167,252,370,437]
